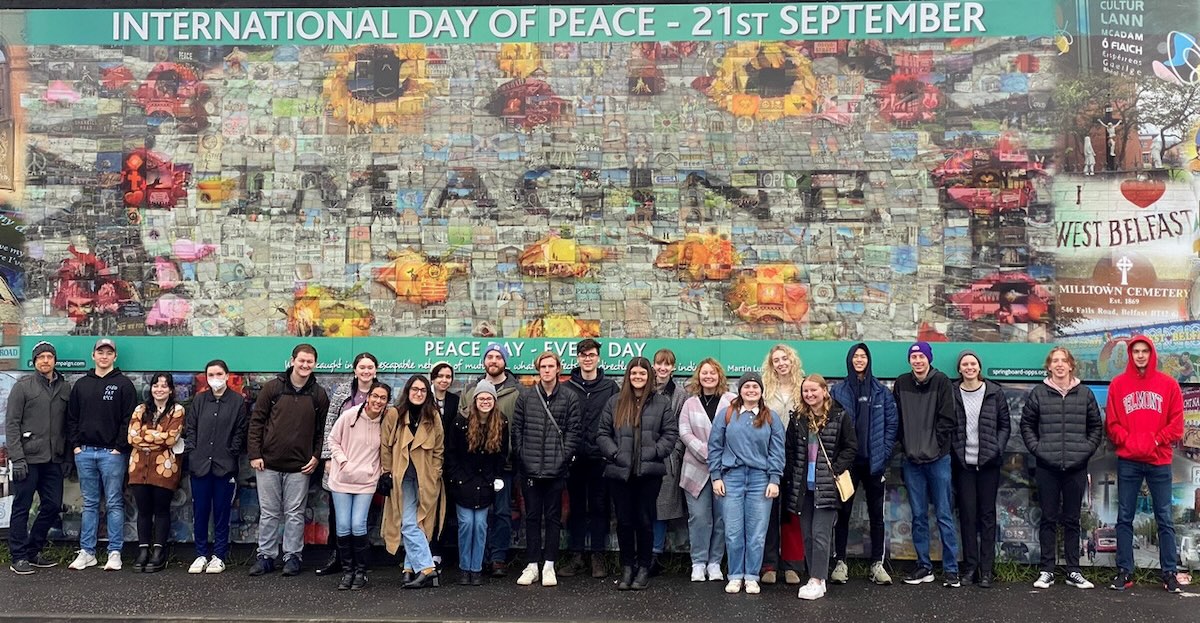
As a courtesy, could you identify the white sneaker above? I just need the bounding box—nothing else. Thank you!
[205,557,226,574]
[797,579,827,600]
[707,562,724,581]
[68,550,97,570]
[516,563,539,586]
[1033,571,1055,589]
[103,551,122,571]
[691,563,707,582]
[188,556,208,574]
[541,563,557,587]
[724,579,743,594]
[830,560,849,584]
[745,580,761,594]
[1065,571,1094,589]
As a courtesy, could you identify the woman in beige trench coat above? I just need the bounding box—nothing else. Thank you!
[380,374,446,589]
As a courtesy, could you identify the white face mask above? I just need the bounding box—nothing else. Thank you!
[208,378,227,392]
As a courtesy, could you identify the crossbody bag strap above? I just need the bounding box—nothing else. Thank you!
[536,388,565,446]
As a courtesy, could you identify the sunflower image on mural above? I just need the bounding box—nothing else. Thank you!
[373,249,468,305]
[518,234,612,278]
[695,42,819,121]
[726,264,810,326]
[323,44,435,128]
[282,285,374,337]
[517,313,601,338]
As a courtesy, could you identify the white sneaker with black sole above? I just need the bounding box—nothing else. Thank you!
[1065,571,1094,589]
[1033,571,1055,589]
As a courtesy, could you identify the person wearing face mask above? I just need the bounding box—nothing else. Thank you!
[648,349,686,576]
[380,375,445,589]
[830,343,897,586]
[784,374,857,601]
[327,382,391,590]
[709,372,785,595]
[760,344,806,585]
[184,359,247,575]
[127,372,186,573]
[598,357,679,590]
[1021,346,1102,591]
[679,358,734,582]
[445,380,510,586]
[316,352,384,578]
[950,351,1010,588]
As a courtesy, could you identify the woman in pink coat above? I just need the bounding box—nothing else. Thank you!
[678,357,735,582]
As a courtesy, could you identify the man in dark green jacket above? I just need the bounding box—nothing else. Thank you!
[7,341,71,575]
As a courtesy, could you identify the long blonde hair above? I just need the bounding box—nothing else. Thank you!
[796,374,832,432]
[762,344,804,407]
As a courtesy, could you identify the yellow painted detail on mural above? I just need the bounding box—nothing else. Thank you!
[726,264,809,325]
[518,235,610,278]
[285,286,374,337]
[373,249,468,305]
[705,42,819,121]
[517,314,600,338]
[323,44,435,128]
[498,42,544,78]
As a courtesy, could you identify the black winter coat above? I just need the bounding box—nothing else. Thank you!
[784,404,858,512]
[951,380,1011,468]
[512,382,581,479]
[1020,381,1103,471]
[566,368,619,459]
[444,412,510,509]
[596,391,679,480]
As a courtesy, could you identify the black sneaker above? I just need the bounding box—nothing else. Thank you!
[30,553,58,568]
[281,555,302,577]
[904,566,935,584]
[943,572,962,588]
[1109,570,1133,591]
[10,560,34,575]
[1164,573,1185,594]
[248,555,276,576]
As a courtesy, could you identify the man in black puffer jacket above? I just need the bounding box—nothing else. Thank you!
[562,339,619,578]
[512,351,581,588]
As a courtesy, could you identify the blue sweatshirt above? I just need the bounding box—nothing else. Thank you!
[707,406,786,485]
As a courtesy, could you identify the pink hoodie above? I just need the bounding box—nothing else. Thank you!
[327,404,383,494]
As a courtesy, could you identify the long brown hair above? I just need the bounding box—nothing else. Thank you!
[727,381,772,429]
[614,357,653,429]
[395,375,440,428]
[467,392,505,454]
[797,374,832,432]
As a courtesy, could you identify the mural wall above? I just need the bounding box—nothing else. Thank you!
[1,1,1200,565]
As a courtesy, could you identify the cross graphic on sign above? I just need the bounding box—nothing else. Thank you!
[1116,256,1133,285]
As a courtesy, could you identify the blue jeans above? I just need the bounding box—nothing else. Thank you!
[685,480,725,566]
[331,491,373,537]
[902,455,959,573]
[76,447,127,555]
[457,505,490,572]
[486,469,513,564]
[1116,459,1177,574]
[719,466,772,582]
[191,473,237,559]
[401,473,435,572]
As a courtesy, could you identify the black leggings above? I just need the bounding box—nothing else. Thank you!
[132,484,174,546]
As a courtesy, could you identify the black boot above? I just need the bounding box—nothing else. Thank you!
[145,545,167,573]
[470,571,483,586]
[314,544,343,577]
[631,566,651,590]
[618,566,634,590]
[351,536,370,590]
[403,568,440,589]
[133,546,150,573]
[649,555,665,577]
[337,569,355,590]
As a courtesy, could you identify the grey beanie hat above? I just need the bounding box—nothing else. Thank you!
[737,371,763,393]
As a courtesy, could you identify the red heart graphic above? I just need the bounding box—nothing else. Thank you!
[1120,179,1165,208]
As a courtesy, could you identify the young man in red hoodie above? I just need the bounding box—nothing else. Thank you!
[1104,336,1185,594]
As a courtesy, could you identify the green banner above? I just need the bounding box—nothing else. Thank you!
[18,2,1058,46]
[19,335,1056,380]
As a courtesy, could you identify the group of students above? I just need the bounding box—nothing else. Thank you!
[4,335,1187,598]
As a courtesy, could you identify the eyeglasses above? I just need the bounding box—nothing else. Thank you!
[578,352,599,359]
[409,387,428,393]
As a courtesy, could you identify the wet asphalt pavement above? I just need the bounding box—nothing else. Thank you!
[1,553,1195,623]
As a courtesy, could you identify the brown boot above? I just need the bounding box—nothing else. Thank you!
[591,553,609,579]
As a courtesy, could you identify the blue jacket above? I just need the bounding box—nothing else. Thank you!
[830,343,898,476]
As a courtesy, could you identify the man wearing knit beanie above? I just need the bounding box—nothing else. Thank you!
[893,341,960,588]
[7,341,71,575]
